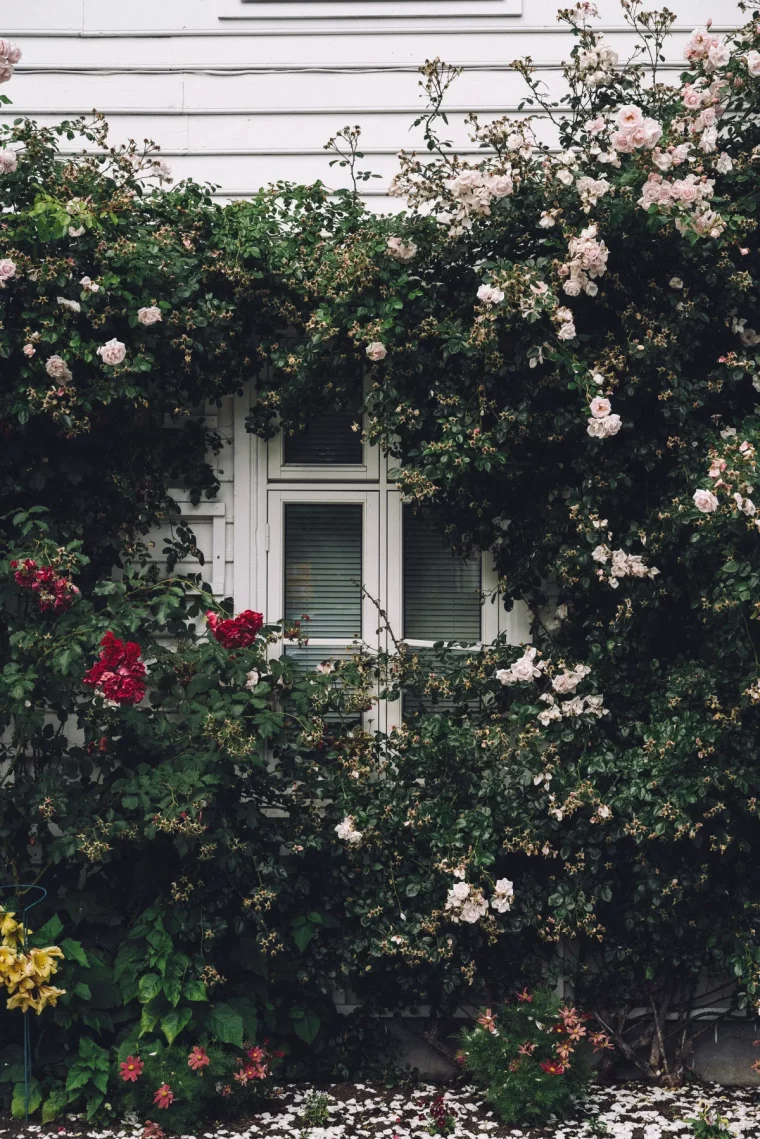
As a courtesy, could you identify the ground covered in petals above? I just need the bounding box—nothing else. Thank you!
[1,1083,760,1139]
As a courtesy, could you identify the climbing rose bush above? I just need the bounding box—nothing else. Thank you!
[6,0,760,1112]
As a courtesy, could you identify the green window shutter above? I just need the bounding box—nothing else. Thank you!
[283,406,363,465]
[403,506,482,642]
[284,503,363,639]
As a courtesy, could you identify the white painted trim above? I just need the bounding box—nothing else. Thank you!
[266,486,381,647]
[9,25,734,35]
[16,61,687,75]
[170,498,227,595]
[216,0,522,17]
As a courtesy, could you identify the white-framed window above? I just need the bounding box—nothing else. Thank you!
[236,389,528,730]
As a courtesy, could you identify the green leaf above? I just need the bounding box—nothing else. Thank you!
[41,1087,68,1124]
[138,972,163,1003]
[160,1005,193,1045]
[183,979,208,1002]
[292,1010,320,1045]
[163,977,182,1007]
[139,998,163,1037]
[293,922,315,952]
[209,1003,244,1046]
[12,1079,41,1119]
[29,914,64,946]
[61,938,89,967]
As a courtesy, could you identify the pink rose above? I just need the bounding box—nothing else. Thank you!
[386,237,418,262]
[693,488,719,513]
[563,279,582,297]
[617,105,644,129]
[746,50,760,77]
[682,84,704,110]
[611,130,635,153]
[706,42,730,71]
[45,355,72,381]
[365,341,387,362]
[585,116,606,136]
[653,150,673,171]
[137,306,162,326]
[477,284,505,305]
[22,343,35,357]
[0,148,17,173]
[0,258,16,281]
[589,396,612,419]
[97,338,127,366]
[642,119,663,148]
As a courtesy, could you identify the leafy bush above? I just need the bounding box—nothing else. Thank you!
[3,0,760,1113]
[458,989,606,1123]
[114,1041,280,1134]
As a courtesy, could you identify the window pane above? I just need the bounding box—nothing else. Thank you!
[284,503,363,639]
[403,507,481,642]
[283,407,363,465]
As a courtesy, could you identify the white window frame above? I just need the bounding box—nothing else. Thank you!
[267,397,379,482]
[266,487,381,656]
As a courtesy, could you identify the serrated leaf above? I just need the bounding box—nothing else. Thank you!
[160,1005,193,1045]
[183,979,207,1002]
[138,972,163,1003]
[60,938,89,967]
[41,1087,68,1124]
[12,1080,41,1119]
[209,1003,244,1046]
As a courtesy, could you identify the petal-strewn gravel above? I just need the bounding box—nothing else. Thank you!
[2,1082,759,1139]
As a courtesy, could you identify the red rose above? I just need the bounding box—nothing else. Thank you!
[206,609,264,649]
[83,632,147,704]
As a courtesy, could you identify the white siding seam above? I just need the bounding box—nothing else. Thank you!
[17,61,690,74]
[7,24,730,35]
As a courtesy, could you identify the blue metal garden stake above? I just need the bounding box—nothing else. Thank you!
[1,884,48,1121]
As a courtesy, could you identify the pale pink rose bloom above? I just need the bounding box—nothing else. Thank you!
[0,64,12,84]
[587,418,606,438]
[589,396,612,419]
[715,153,733,173]
[476,284,504,305]
[557,322,576,341]
[700,107,717,128]
[682,84,704,110]
[700,127,718,153]
[538,211,556,228]
[386,236,418,262]
[22,343,35,357]
[563,279,582,297]
[617,105,644,129]
[639,179,662,207]
[585,116,606,136]
[484,172,513,198]
[684,28,714,62]
[97,338,127,366]
[0,257,16,280]
[584,280,598,297]
[693,488,719,513]
[45,355,72,381]
[672,144,691,166]
[746,50,760,77]
[706,41,730,71]
[653,150,673,172]
[611,130,635,153]
[365,341,387,362]
[642,119,663,148]
[0,148,17,173]
[137,306,162,326]
[601,413,621,436]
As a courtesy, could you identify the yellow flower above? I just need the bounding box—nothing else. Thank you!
[34,984,65,1012]
[29,947,64,982]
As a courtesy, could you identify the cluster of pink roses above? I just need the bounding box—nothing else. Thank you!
[559,223,609,298]
[386,236,417,263]
[590,543,660,586]
[637,171,715,213]
[610,105,662,154]
[683,26,730,71]
[586,394,621,439]
[444,875,514,924]
[10,559,80,613]
[0,39,21,85]
[445,167,514,224]
[694,439,760,524]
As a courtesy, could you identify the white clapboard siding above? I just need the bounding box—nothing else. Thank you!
[1,0,743,603]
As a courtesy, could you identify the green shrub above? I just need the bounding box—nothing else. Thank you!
[114,1041,280,1134]
[458,988,608,1123]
